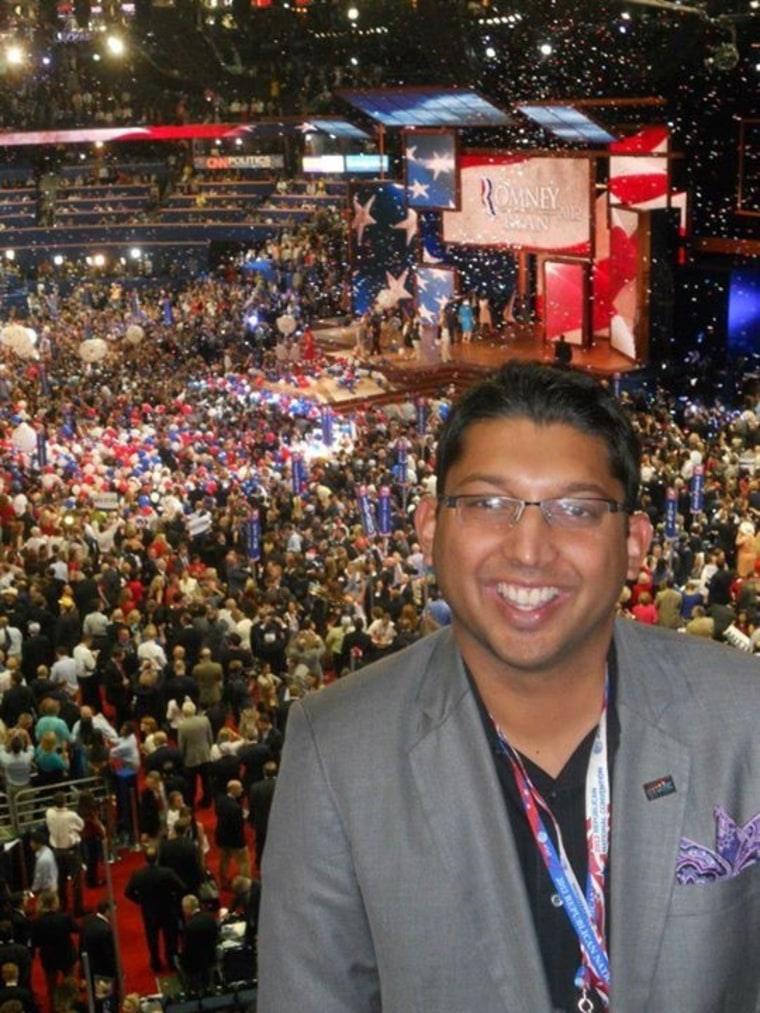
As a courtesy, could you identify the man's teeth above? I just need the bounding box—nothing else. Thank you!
[497,584,560,609]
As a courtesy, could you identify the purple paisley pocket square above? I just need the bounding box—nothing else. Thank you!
[676,805,760,884]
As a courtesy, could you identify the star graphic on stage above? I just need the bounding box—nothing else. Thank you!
[350,182,418,315]
[385,268,414,304]
[352,193,377,245]
[408,179,430,201]
[425,152,456,181]
[415,266,456,326]
[392,208,419,246]
[419,303,437,324]
[405,130,458,210]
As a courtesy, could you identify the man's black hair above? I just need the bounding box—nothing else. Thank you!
[434,361,641,510]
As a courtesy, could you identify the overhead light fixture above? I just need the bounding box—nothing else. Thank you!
[5,45,24,66]
[706,41,740,70]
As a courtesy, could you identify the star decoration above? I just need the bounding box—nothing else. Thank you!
[424,152,456,180]
[352,194,377,245]
[408,179,430,200]
[384,268,413,303]
[392,208,419,246]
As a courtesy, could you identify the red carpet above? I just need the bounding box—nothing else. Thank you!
[31,805,255,1004]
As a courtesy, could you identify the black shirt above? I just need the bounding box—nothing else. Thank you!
[469,658,619,1012]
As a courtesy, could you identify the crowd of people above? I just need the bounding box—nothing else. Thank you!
[0,228,757,1012]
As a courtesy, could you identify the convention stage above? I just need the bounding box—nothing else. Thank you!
[306,319,643,408]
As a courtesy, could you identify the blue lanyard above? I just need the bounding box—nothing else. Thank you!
[492,687,611,1007]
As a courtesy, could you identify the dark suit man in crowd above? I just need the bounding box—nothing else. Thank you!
[0,671,35,730]
[79,901,119,1003]
[214,780,250,888]
[179,895,219,993]
[247,761,278,872]
[0,960,38,1013]
[144,731,185,797]
[0,921,31,989]
[124,847,186,973]
[159,818,205,898]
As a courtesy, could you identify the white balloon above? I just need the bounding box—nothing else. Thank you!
[79,338,108,363]
[126,324,145,345]
[277,314,297,336]
[11,422,37,454]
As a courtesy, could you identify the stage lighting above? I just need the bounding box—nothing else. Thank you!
[706,41,740,70]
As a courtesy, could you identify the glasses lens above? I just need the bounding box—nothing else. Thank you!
[457,496,520,527]
[544,498,609,528]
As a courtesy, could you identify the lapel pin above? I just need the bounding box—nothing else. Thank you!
[644,775,677,801]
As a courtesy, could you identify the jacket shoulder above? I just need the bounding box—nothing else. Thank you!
[293,628,462,741]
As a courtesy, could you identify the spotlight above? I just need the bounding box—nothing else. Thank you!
[106,35,125,56]
[5,45,24,66]
[706,41,740,70]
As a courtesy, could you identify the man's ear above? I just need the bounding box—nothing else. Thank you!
[414,494,438,566]
[626,512,654,581]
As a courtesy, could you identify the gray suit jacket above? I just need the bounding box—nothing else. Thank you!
[258,621,760,1012]
[177,714,213,767]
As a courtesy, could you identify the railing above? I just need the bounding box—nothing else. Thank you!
[12,775,111,837]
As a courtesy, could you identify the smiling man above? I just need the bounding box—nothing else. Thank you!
[258,362,760,1013]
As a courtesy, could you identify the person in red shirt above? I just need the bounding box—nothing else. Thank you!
[632,589,658,624]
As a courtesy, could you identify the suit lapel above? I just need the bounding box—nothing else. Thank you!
[609,627,692,1008]
[408,634,552,1012]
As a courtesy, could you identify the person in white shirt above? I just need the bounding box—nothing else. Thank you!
[0,616,23,659]
[51,646,79,698]
[46,790,85,915]
[30,830,58,895]
[73,635,100,709]
[71,705,118,745]
[0,733,35,796]
[83,602,109,643]
[137,625,168,672]
[367,610,397,656]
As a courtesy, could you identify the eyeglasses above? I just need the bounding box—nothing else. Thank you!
[440,494,628,530]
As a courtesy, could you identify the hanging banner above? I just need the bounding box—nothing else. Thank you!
[665,487,678,540]
[690,465,704,515]
[36,430,47,468]
[247,510,261,562]
[377,485,392,536]
[356,484,377,537]
[38,363,50,397]
[321,406,334,447]
[416,397,427,435]
[291,454,308,496]
[394,438,409,484]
